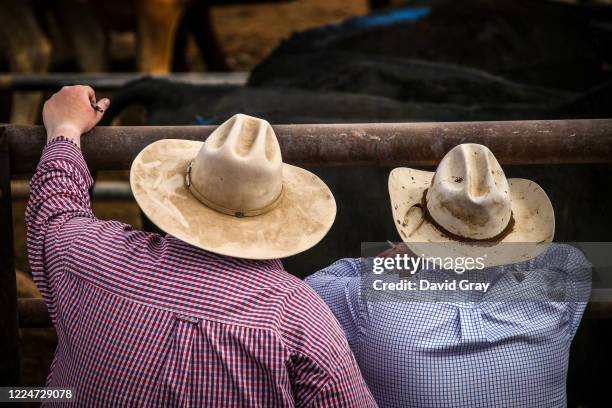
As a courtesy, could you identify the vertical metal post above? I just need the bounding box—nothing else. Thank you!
[0,125,19,385]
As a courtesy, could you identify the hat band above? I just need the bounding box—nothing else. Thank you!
[185,162,284,218]
[419,189,515,243]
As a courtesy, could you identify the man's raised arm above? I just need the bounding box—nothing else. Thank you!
[25,86,110,321]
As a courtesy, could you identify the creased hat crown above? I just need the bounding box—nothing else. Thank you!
[189,114,283,216]
[425,143,512,239]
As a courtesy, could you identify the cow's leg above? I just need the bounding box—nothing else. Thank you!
[188,3,230,71]
[136,0,188,73]
[56,0,108,73]
[172,13,190,72]
[133,0,186,233]
[0,0,52,124]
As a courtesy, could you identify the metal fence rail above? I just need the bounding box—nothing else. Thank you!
[2,118,612,385]
[6,119,612,173]
[0,72,249,91]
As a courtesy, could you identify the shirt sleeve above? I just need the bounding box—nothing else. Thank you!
[551,244,592,338]
[288,348,378,408]
[25,137,164,322]
[26,137,97,321]
[283,283,377,408]
[511,243,592,339]
[304,258,368,357]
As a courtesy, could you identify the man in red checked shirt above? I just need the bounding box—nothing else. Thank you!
[27,85,377,407]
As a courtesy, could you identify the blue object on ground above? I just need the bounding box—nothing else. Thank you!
[349,7,430,29]
[194,115,217,125]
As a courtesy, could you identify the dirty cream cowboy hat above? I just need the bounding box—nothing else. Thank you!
[388,143,555,267]
[130,114,336,259]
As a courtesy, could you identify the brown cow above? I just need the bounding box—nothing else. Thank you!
[1,0,289,124]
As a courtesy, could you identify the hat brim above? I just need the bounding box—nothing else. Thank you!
[130,139,336,260]
[388,168,555,267]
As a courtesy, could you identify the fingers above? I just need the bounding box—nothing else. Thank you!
[57,85,96,103]
[43,85,110,141]
[93,98,111,123]
[97,98,111,111]
[95,98,111,115]
[82,85,96,105]
[56,84,109,113]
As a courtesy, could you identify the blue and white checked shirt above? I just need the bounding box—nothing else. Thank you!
[306,244,591,408]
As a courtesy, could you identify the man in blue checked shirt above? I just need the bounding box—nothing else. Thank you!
[306,144,591,408]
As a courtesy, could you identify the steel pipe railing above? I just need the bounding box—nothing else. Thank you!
[5,119,612,174]
[0,72,248,91]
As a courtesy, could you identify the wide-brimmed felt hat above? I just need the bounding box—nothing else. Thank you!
[130,114,336,259]
[388,143,555,267]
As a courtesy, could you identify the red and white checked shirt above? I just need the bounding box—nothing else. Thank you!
[26,137,377,407]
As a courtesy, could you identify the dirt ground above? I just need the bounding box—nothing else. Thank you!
[12,0,369,387]
[211,1,368,70]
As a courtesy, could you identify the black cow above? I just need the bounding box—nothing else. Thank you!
[104,74,612,278]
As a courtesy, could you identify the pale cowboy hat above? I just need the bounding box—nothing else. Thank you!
[130,114,336,259]
[388,143,555,267]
